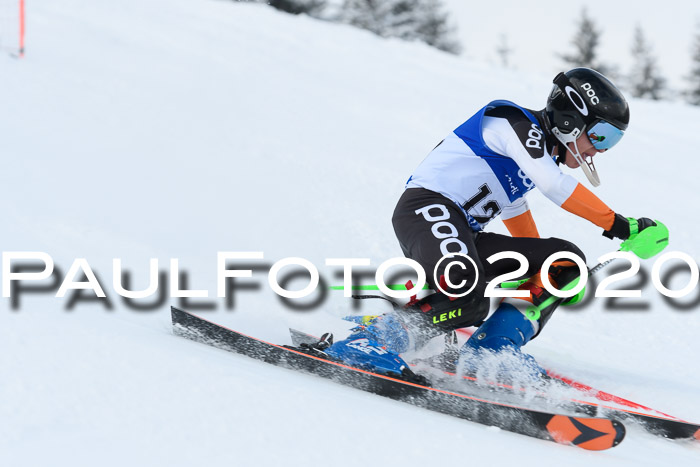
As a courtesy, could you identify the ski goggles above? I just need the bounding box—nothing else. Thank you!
[586,120,625,151]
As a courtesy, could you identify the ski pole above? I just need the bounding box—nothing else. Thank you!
[524,221,670,320]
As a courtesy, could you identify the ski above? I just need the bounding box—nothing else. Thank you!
[433,363,700,442]
[171,307,624,450]
[290,327,700,442]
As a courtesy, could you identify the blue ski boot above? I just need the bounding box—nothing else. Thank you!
[458,301,547,381]
[458,261,584,382]
[322,313,429,384]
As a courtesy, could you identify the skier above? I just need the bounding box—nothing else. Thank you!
[318,68,658,381]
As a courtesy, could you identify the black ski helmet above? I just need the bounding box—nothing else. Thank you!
[546,68,629,139]
[545,68,629,187]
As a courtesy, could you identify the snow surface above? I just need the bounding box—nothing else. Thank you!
[1,1,700,465]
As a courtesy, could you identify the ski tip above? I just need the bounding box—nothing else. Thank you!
[546,416,626,451]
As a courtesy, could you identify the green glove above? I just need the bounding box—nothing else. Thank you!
[620,220,669,259]
[603,214,657,241]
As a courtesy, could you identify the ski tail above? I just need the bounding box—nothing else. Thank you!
[546,416,625,451]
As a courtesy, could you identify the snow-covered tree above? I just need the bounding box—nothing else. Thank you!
[412,0,461,54]
[687,25,700,105]
[560,8,610,74]
[339,0,460,54]
[254,0,327,17]
[339,0,413,38]
[628,25,665,100]
[496,34,512,68]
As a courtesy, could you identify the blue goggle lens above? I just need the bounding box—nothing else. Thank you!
[587,121,625,151]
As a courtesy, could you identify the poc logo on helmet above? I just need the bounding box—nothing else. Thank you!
[580,82,600,105]
[564,86,589,117]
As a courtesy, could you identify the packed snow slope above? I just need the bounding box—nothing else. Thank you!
[2,1,700,465]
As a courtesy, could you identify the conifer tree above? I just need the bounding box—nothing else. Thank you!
[628,25,665,100]
[687,25,700,105]
[258,0,327,17]
[561,8,610,74]
[339,0,460,54]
